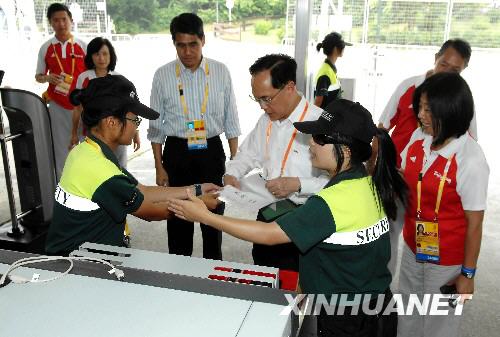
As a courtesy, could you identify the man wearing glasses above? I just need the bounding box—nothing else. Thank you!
[148,13,240,260]
[224,54,330,271]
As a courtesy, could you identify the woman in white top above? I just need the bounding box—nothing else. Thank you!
[70,37,139,167]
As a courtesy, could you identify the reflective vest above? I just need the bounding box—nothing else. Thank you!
[315,62,341,97]
[56,137,124,211]
[317,176,389,246]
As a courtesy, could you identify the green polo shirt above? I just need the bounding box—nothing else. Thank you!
[276,166,391,297]
[46,135,144,254]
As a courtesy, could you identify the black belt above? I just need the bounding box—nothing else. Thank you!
[165,135,221,144]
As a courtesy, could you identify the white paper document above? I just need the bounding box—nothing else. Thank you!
[219,173,278,219]
[239,173,277,205]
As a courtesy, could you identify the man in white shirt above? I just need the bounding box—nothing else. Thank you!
[224,54,330,271]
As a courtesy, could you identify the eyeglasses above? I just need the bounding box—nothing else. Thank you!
[124,116,142,127]
[312,134,336,146]
[249,85,285,106]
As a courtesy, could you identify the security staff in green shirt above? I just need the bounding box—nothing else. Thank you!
[46,75,219,255]
[168,99,408,337]
[314,32,351,109]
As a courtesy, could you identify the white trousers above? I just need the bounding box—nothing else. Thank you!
[48,101,72,181]
[388,198,405,289]
[114,145,128,169]
[398,243,462,337]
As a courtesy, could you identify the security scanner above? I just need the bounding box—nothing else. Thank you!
[0,86,56,252]
[0,247,308,337]
[72,242,280,288]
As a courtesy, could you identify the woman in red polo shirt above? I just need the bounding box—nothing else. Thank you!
[398,72,489,337]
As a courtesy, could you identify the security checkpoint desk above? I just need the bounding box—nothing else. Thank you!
[0,244,303,337]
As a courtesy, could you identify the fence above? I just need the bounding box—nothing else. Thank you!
[291,0,500,48]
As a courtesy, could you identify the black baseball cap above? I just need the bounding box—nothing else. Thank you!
[294,99,376,144]
[323,32,352,48]
[70,74,159,121]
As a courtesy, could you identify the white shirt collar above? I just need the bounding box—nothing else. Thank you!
[422,132,468,159]
[51,35,72,45]
[178,56,207,74]
[276,95,307,125]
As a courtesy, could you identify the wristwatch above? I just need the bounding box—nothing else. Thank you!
[461,266,476,279]
[194,184,202,196]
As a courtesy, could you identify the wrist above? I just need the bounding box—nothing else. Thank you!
[222,173,232,185]
[461,266,476,279]
[296,178,302,194]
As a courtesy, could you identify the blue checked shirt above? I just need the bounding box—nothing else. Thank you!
[148,57,241,143]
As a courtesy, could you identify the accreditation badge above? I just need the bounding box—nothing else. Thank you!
[415,220,440,263]
[54,72,74,96]
[186,119,208,150]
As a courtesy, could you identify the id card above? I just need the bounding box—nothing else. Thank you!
[415,220,440,263]
[186,119,208,150]
[54,73,73,96]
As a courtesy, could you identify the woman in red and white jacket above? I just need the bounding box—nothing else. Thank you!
[398,72,489,337]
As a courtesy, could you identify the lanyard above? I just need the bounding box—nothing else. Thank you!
[175,60,209,120]
[416,152,454,220]
[265,101,309,177]
[52,37,76,76]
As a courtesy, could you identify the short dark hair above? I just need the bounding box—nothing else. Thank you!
[437,38,472,67]
[249,54,297,89]
[47,3,72,21]
[413,72,474,147]
[170,13,204,41]
[85,37,117,71]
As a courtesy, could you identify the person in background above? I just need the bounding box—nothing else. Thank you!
[378,38,476,168]
[398,72,489,337]
[148,13,240,260]
[224,54,330,271]
[46,75,219,256]
[35,3,87,180]
[169,99,408,337]
[314,32,351,109]
[69,37,140,168]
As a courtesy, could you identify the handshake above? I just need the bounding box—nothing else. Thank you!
[193,183,221,210]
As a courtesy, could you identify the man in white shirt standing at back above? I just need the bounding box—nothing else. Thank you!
[224,54,330,271]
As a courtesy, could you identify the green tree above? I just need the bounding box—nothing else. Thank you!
[108,0,158,33]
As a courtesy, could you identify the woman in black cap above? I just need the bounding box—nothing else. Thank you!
[314,32,351,109]
[168,99,407,337]
[45,75,219,255]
